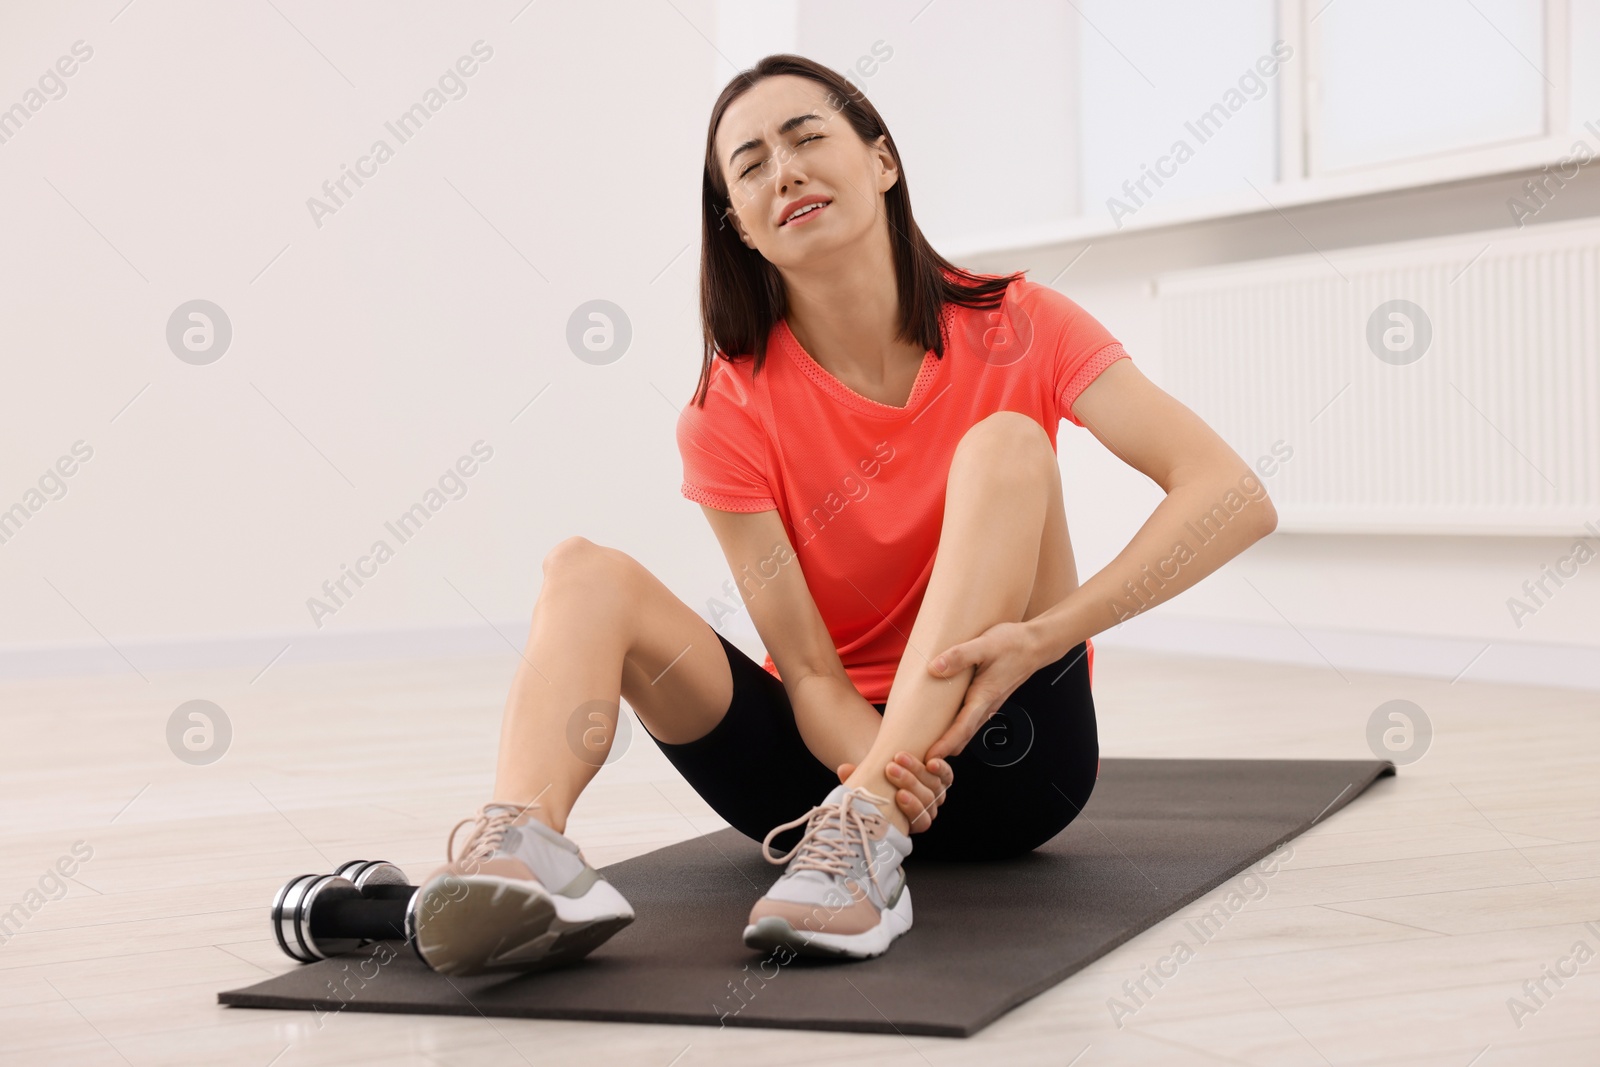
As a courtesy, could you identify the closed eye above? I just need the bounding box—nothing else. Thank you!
[739,133,823,179]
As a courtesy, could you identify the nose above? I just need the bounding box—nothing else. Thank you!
[774,150,806,195]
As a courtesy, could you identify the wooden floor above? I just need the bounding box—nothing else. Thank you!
[2,641,1597,1066]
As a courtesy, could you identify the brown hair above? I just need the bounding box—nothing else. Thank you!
[692,53,1023,407]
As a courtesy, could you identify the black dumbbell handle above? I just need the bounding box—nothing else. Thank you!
[276,864,426,964]
[360,883,418,903]
[307,892,413,942]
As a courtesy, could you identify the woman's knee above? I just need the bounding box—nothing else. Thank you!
[536,538,650,624]
[950,411,1054,479]
[541,536,638,587]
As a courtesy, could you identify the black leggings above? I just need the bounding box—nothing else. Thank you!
[641,630,1099,863]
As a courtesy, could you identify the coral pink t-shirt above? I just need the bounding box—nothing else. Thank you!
[676,276,1128,704]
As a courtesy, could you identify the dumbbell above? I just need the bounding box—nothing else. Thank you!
[271,860,418,964]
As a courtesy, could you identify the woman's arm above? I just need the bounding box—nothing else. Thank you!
[695,506,884,772]
[783,670,883,774]
[697,505,953,830]
[1028,358,1280,661]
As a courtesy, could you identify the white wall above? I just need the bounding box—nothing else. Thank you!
[0,0,1085,675]
[1,0,726,665]
[2,1,1594,690]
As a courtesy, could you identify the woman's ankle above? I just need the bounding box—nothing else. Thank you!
[488,796,568,836]
[841,771,911,835]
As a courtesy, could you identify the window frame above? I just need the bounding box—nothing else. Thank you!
[1283,0,1574,186]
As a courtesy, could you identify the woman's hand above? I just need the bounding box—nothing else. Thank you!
[836,752,953,834]
[924,620,1048,763]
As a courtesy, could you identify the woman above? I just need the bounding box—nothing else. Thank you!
[406,55,1277,976]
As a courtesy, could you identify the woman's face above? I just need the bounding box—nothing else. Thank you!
[714,74,897,270]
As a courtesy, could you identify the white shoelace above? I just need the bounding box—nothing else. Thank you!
[760,786,895,902]
[447,800,542,867]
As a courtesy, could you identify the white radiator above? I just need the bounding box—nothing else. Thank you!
[1156,217,1600,536]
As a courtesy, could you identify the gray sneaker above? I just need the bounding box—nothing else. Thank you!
[407,800,634,976]
[743,784,914,959]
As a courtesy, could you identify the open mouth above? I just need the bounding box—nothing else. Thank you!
[781,200,831,226]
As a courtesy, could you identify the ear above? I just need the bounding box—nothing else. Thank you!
[724,203,755,247]
[871,134,898,194]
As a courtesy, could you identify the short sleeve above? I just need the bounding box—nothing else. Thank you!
[675,367,778,513]
[1016,280,1131,428]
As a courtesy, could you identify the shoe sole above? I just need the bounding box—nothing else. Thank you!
[742,885,913,960]
[408,873,634,976]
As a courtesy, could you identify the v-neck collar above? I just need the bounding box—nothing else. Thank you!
[775,312,949,418]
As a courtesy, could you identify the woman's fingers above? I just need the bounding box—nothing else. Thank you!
[834,753,957,834]
[887,753,946,832]
[892,782,928,832]
[886,766,927,816]
[896,752,949,805]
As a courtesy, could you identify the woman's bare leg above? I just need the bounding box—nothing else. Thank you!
[843,411,1075,832]
[492,536,736,835]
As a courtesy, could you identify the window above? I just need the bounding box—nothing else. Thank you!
[1075,0,1580,226]
[1306,0,1552,175]
[1077,0,1280,226]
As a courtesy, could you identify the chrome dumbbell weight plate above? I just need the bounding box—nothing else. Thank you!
[334,860,411,896]
[271,873,365,963]
[272,860,415,963]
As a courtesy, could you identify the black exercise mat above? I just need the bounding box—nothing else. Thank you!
[220,757,1394,1037]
